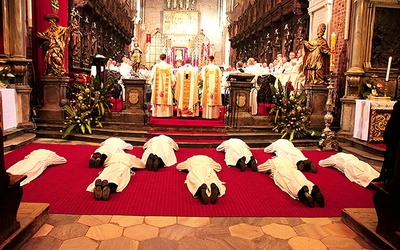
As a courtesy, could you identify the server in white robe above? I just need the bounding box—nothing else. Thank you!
[7,149,67,186]
[89,137,133,168]
[216,138,257,172]
[258,156,324,208]
[319,152,379,187]
[141,135,179,171]
[264,139,317,173]
[177,155,226,204]
[175,60,199,117]
[86,152,145,200]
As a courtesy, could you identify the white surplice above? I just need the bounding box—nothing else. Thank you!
[264,139,308,165]
[86,152,145,193]
[176,155,226,198]
[319,152,379,187]
[141,135,179,167]
[7,149,67,186]
[216,138,255,167]
[94,137,133,157]
[257,156,314,200]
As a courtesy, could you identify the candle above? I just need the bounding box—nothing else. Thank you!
[386,56,392,81]
[330,33,336,72]
[331,32,337,50]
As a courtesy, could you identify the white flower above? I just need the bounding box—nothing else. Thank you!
[311,131,315,136]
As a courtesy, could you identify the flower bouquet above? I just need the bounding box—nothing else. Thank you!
[269,80,315,140]
[62,74,113,138]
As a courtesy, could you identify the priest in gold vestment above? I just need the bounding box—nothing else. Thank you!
[149,54,176,117]
[175,59,199,117]
[200,56,222,119]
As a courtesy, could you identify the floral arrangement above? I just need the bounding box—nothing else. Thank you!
[269,81,315,140]
[0,63,14,88]
[361,79,384,99]
[62,74,114,138]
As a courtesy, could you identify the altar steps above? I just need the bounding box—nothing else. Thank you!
[3,128,36,152]
[33,122,321,148]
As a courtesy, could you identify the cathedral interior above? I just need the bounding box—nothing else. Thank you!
[1,0,400,249]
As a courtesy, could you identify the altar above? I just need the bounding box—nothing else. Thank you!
[0,89,17,130]
[353,99,396,142]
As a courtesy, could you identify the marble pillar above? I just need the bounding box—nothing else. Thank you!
[1,0,33,129]
[37,77,68,122]
[341,0,367,137]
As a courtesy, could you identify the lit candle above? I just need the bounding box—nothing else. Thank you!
[331,32,337,50]
[330,33,336,72]
[386,56,392,81]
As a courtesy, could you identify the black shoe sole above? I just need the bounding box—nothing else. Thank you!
[200,188,208,205]
[210,184,219,204]
[94,179,102,200]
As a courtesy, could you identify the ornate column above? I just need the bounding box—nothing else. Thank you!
[340,0,367,137]
[1,0,33,129]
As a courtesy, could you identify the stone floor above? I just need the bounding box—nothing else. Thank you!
[8,139,378,249]
[20,208,373,250]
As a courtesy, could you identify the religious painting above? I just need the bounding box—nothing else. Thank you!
[371,7,400,69]
[171,46,188,67]
[163,11,199,35]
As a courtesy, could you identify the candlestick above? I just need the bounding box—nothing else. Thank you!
[386,56,392,81]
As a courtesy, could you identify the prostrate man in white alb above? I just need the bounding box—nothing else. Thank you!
[141,134,179,172]
[216,138,257,172]
[319,152,380,187]
[7,149,66,186]
[89,137,133,168]
[87,152,145,201]
[264,139,317,173]
[257,156,325,208]
[177,155,226,205]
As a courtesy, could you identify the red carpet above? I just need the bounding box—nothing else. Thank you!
[5,143,375,217]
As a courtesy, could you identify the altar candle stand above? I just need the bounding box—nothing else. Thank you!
[319,33,340,151]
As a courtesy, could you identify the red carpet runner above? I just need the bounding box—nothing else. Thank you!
[5,143,375,217]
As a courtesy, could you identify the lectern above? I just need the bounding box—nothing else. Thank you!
[225,73,255,127]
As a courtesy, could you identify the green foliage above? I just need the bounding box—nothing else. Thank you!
[0,62,14,87]
[269,80,315,140]
[62,74,113,138]
[361,79,384,99]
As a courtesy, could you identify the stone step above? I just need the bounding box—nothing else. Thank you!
[4,132,36,152]
[0,203,49,250]
[342,208,396,250]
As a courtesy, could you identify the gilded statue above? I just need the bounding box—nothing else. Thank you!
[37,14,72,76]
[130,37,143,72]
[303,23,331,85]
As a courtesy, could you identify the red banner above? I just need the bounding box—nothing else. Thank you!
[146,34,151,43]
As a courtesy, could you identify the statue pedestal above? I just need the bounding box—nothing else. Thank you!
[118,78,148,124]
[37,76,68,122]
[305,85,329,129]
[225,80,254,127]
